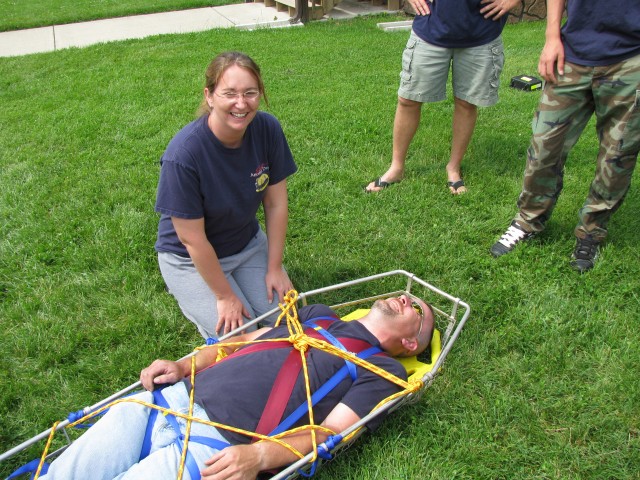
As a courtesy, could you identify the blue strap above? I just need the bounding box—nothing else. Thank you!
[140,400,159,460]
[270,345,381,436]
[304,319,357,381]
[296,434,343,478]
[152,389,201,480]
[318,433,342,460]
[140,388,232,480]
[172,431,200,480]
[6,458,49,479]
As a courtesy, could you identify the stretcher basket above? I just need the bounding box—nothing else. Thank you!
[1,269,470,479]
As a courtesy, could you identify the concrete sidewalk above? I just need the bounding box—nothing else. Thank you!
[0,0,394,58]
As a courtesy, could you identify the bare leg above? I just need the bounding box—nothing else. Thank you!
[366,97,422,192]
[447,97,477,194]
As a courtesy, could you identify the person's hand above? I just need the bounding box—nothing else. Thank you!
[479,0,519,20]
[201,445,261,480]
[265,269,294,304]
[216,295,250,336]
[140,359,183,391]
[407,0,432,16]
[538,37,564,83]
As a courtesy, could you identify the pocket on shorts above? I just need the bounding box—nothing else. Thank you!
[488,39,505,89]
[400,35,419,86]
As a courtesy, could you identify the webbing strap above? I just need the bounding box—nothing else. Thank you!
[269,345,382,436]
[304,319,357,380]
[253,316,380,440]
[253,348,303,439]
[195,340,291,376]
[6,458,49,479]
[140,388,232,480]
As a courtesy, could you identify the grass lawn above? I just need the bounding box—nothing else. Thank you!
[1,15,640,480]
[0,0,243,32]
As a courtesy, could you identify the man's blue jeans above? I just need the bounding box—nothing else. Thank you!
[42,382,227,479]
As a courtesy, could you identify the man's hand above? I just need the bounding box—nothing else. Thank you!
[479,0,519,20]
[538,37,564,83]
[140,359,184,391]
[201,445,262,480]
[407,0,432,16]
[216,295,251,336]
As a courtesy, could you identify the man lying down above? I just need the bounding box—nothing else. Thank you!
[41,295,434,480]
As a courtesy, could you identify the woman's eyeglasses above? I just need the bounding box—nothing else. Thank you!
[215,90,261,101]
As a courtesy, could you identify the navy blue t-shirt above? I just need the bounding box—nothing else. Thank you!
[412,0,508,48]
[562,0,640,66]
[154,111,297,258]
[188,305,407,445]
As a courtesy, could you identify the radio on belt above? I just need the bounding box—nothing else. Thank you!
[510,75,543,91]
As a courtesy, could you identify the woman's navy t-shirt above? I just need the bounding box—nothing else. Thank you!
[155,111,297,258]
[412,0,508,48]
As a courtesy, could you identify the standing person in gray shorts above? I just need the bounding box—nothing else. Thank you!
[365,0,519,195]
[490,0,640,272]
[155,52,297,340]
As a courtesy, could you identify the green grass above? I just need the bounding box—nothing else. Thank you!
[2,16,640,480]
[0,0,243,32]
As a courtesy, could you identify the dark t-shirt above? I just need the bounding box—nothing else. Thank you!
[154,111,297,258]
[562,0,640,66]
[412,0,508,48]
[189,305,407,444]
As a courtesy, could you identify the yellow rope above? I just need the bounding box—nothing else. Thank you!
[33,420,59,480]
[176,355,197,480]
[38,289,422,476]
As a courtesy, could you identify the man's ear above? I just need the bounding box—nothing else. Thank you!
[400,337,418,355]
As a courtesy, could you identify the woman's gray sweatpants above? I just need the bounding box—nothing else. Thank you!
[158,228,281,340]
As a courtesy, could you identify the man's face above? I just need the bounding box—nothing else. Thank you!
[373,295,432,357]
[374,295,423,334]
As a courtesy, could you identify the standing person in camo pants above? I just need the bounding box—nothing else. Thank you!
[490,0,640,272]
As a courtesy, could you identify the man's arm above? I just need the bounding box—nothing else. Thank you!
[538,0,566,83]
[139,327,270,391]
[200,403,361,480]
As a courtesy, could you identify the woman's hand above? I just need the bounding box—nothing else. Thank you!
[407,0,432,16]
[265,269,294,304]
[215,294,251,336]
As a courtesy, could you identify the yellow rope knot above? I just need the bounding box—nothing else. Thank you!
[289,333,310,353]
[407,379,424,393]
[275,289,300,327]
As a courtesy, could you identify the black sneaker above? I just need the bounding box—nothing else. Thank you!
[490,221,535,257]
[570,236,600,273]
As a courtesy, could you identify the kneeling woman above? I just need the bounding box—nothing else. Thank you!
[155,51,297,339]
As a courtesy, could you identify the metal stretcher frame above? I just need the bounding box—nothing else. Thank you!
[1,269,470,479]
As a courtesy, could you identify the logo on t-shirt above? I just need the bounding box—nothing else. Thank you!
[252,163,270,192]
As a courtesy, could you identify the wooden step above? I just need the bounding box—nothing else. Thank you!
[253,0,337,20]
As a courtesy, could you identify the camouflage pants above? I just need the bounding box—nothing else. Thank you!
[515,54,640,241]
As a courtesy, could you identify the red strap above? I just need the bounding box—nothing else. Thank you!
[253,347,303,439]
[252,324,379,440]
[195,340,291,375]
[199,317,383,441]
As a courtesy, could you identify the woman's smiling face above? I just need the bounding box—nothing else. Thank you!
[205,64,261,146]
